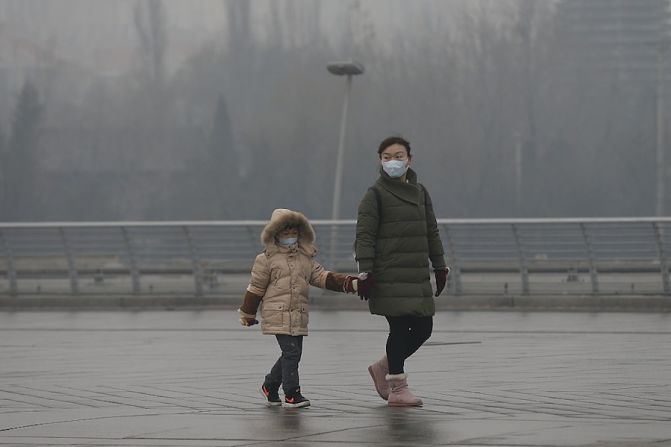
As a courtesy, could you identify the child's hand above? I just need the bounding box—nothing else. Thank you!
[239,316,259,327]
[238,308,259,326]
[343,275,358,294]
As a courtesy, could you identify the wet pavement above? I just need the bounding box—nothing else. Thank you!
[1,310,670,446]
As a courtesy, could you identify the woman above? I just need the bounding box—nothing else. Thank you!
[354,136,449,407]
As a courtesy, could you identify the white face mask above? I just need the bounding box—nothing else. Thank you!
[382,159,408,178]
[279,237,298,246]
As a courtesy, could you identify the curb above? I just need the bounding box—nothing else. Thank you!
[1,293,670,312]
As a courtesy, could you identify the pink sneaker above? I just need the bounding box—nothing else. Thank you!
[386,373,423,407]
[367,355,390,400]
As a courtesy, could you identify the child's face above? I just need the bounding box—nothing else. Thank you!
[278,227,299,239]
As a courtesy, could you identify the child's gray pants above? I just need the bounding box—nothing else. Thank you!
[265,334,303,394]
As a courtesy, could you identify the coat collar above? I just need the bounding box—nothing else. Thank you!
[375,166,421,205]
[265,240,316,258]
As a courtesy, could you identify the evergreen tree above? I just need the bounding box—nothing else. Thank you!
[210,94,234,166]
[208,94,237,218]
[6,80,44,220]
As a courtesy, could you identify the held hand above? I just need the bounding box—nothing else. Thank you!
[357,272,374,301]
[342,275,358,294]
[434,267,450,297]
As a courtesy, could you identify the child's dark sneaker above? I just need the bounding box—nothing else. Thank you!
[283,388,310,408]
[261,383,282,406]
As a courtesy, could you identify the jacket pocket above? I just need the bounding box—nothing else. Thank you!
[263,302,285,328]
[300,304,309,328]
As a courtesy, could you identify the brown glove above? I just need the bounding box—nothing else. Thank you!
[238,290,262,326]
[325,273,358,294]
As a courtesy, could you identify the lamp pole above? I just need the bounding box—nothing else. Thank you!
[327,61,364,266]
[656,42,669,216]
[332,73,352,222]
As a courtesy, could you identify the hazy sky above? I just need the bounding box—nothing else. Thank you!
[0,0,471,75]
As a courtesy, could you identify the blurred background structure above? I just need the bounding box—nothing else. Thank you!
[3,218,671,304]
[0,0,670,223]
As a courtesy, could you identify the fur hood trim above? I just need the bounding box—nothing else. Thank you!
[261,209,317,256]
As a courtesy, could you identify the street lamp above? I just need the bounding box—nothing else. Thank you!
[327,61,364,220]
[656,41,670,216]
[327,60,364,266]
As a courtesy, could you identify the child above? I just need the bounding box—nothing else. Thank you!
[238,208,357,408]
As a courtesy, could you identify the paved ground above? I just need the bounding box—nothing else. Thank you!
[1,310,670,446]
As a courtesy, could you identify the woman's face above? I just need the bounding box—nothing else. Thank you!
[278,227,299,239]
[379,143,411,165]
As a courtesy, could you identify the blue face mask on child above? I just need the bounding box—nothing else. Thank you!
[279,237,298,246]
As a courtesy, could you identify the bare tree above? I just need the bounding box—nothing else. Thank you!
[134,0,167,88]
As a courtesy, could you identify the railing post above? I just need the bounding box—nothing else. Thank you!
[245,224,259,250]
[121,227,141,295]
[443,224,462,294]
[329,223,338,270]
[652,222,670,294]
[580,223,599,294]
[183,225,203,297]
[0,229,18,296]
[511,224,530,295]
[59,227,79,295]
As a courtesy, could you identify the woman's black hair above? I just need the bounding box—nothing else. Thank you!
[377,136,411,157]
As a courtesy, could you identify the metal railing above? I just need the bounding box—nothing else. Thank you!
[1,218,670,297]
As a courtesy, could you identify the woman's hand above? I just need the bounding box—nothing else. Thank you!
[357,272,374,300]
[434,267,450,297]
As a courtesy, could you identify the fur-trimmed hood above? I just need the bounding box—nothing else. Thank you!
[261,209,317,256]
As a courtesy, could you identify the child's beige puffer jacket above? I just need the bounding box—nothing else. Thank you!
[247,209,329,336]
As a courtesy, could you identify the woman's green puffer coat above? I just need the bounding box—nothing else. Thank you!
[355,168,446,317]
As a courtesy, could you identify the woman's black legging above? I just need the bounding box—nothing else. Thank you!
[385,315,433,375]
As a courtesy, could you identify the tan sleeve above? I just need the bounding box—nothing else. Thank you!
[309,260,329,289]
[247,253,271,296]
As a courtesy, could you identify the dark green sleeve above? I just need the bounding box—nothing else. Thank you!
[355,188,378,272]
[423,186,446,269]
